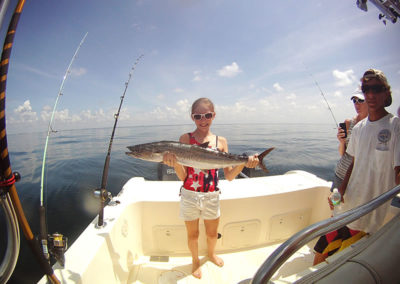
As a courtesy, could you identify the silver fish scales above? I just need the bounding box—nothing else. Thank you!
[126,141,274,172]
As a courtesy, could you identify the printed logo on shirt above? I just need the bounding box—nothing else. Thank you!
[376,129,391,151]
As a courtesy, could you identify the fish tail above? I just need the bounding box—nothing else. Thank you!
[257,147,274,173]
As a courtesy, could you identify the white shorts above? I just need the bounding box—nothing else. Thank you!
[179,187,220,221]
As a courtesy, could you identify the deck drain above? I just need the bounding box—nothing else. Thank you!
[159,270,187,284]
[150,255,169,262]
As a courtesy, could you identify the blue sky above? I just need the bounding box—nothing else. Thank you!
[3,0,400,133]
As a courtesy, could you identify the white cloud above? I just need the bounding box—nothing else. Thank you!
[273,83,284,92]
[13,100,38,122]
[217,62,242,78]
[192,70,202,82]
[173,88,184,93]
[41,106,84,124]
[286,93,296,100]
[80,109,107,121]
[118,107,131,121]
[176,99,190,113]
[217,101,257,120]
[334,91,343,98]
[140,100,190,122]
[40,105,52,121]
[18,64,56,78]
[332,69,356,87]
[70,67,87,76]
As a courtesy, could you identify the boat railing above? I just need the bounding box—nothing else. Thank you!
[245,183,400,284]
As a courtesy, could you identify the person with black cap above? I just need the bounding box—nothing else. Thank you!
[313,68,400,265]
[330,90,368,192]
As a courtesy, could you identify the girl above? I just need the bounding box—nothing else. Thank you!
[163,97,259,279]
[331,92,368,191]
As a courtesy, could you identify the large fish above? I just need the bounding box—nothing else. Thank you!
[126,141,274,173]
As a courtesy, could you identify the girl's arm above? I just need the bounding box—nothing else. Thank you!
[163,134,188,181]
[220,136,259,181]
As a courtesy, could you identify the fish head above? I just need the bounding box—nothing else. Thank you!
[126,143,165,162]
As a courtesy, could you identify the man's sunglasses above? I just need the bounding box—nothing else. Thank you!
[352,98,365,104]
[361,84,386,94]
[192,112,214,120]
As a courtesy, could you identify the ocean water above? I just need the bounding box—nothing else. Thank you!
[2,123,339,283]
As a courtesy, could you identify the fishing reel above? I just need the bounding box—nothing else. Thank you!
[47,233,68,267]
[93,187,111,202]
[93,188,119,206]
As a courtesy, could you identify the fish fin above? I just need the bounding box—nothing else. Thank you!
[257,147,275,173]
[199,142,210,148]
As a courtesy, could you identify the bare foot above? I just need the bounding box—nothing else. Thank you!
[209,254,224,267]
[192,258,202,279]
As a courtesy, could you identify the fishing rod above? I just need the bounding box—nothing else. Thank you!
[39,32,88,265]
[304,65,339,127]
[0,0,60,283]
[95,54,144,229]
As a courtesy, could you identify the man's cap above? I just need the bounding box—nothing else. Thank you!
[361,68,389,88]
[351,93,364,100]
[351,85,364,100]
[361,68,392,107]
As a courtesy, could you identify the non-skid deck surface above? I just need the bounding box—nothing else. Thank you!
[128,242,316,284]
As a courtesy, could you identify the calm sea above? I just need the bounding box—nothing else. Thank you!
[2,123,338,283]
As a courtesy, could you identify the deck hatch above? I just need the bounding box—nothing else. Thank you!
[268,209,311,241]
[222,219,261,248]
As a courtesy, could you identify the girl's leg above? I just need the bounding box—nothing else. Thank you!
[204,217,224,267]
[185,219,202,278]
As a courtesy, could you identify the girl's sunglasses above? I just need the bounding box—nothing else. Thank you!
[361,84,386,94]
[352,98,365,104]
[192,112,214,120]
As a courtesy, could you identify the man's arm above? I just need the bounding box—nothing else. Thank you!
[339,158,354,199]
[395,166,400,185]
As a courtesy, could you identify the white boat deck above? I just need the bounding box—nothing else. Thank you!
[128,241,317,283]
[38,170,333,284]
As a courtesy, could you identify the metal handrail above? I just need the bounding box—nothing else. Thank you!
[250,183,400,284]
[0,192,20,283]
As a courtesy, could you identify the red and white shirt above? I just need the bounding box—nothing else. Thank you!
[182,133,219,192]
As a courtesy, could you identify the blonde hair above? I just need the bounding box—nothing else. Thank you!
[191,97,215,114]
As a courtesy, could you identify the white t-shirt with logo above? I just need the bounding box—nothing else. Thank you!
[338,113,400,233]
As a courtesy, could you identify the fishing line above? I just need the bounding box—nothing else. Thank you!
[40,32,88,206]
[303,64,339,127]
[39,32,88,263]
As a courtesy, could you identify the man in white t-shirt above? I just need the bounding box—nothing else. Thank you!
[314,68,400,265]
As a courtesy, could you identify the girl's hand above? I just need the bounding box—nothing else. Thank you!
[163,152,177,167]
[337,127,346,143]
[245,155,259,168]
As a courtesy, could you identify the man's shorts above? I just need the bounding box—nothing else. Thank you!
[314,226,366,257]
[179,187,220,221]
